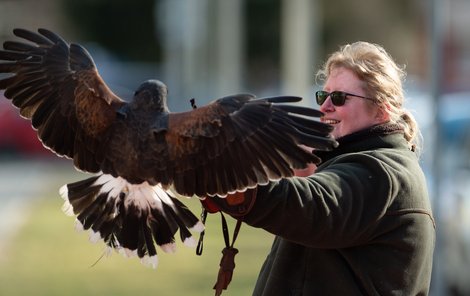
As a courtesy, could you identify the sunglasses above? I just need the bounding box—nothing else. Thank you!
[315,90,374,106]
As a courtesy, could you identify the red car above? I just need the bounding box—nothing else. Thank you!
[0,92,50,156]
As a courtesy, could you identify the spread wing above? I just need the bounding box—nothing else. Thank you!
[0,28,126,172]
[160,94,338,197]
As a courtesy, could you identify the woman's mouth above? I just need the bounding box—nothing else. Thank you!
[322,119,340,125]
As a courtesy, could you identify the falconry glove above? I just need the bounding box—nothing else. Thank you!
[197,189,257,295]
[200,188,257,217]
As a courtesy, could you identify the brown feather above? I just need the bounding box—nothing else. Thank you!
[74,71,123,137]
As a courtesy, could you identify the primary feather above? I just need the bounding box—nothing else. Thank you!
[0,28,338,266]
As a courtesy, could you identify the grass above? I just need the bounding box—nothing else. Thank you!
[0,184,274,296]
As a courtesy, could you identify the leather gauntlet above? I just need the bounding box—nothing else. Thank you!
[200,188,257,217]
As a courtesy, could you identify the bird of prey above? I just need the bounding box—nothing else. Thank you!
[0,28,337,268]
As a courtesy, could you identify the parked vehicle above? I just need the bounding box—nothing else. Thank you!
[0,92,49,157]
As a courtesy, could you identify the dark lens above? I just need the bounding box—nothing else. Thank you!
[330,91,347,106]
[315,91,329,105]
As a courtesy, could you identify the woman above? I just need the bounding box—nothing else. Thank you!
[204,41,435,295]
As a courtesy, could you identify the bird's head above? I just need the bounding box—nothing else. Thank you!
[131,80,169,112]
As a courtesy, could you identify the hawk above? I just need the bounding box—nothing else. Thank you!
[0,28,337,268]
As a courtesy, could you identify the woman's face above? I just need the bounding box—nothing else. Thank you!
[320,67,387,139]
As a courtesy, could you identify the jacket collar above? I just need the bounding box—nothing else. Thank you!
[314,122,408,163]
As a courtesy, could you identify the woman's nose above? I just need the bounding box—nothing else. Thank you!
[320,96,334,112]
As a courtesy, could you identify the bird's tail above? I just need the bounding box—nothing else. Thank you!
[60,173,204,268]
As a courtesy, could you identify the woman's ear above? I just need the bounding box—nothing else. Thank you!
[375,103,391,123]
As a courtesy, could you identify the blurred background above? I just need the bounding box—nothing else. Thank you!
[0,0,469,295]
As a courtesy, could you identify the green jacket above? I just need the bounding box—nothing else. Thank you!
[243,124,435,295]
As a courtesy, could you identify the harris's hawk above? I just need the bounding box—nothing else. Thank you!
[0,28,337,268]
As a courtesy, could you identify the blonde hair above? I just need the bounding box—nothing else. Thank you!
[316,41,421,153]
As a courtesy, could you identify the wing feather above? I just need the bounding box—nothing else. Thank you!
[0,28,126,172]
[12,28,55,46]
[162,94,337,197]
[0,49,32,61]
